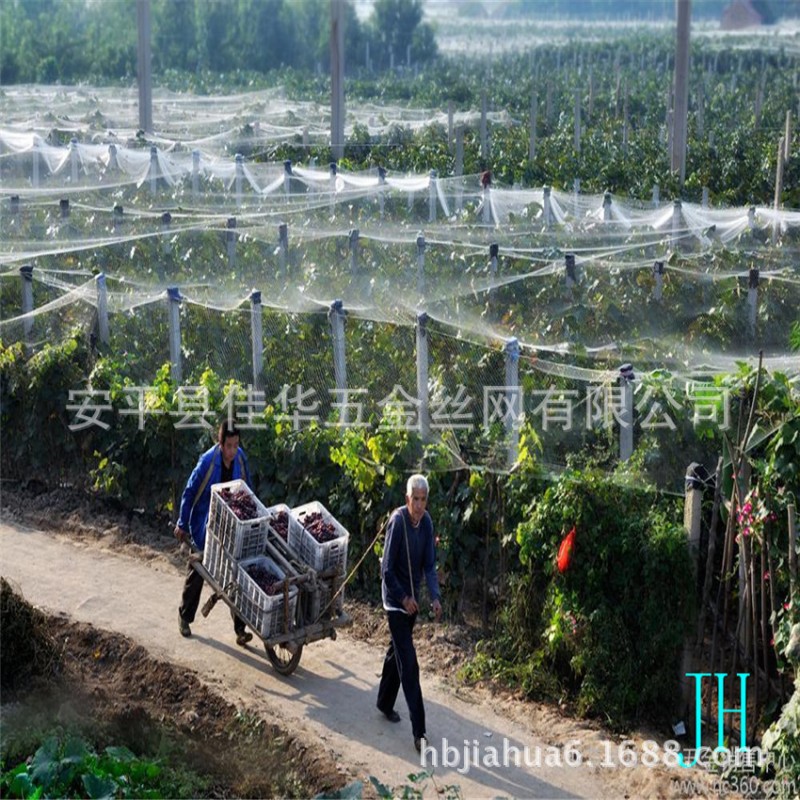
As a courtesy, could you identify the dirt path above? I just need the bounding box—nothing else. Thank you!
[1,518,712,799]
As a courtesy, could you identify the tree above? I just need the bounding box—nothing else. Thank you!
[367,0,437,71]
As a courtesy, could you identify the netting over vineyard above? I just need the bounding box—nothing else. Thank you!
[2,84,798,489]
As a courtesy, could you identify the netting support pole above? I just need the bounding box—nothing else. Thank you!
[329,300,347,426]
[107,144,118,175]
[603,191,612,223]
[702,186,709,208]
[748,268,759,343]
[378,166,386,219]
[671,199,682,248]
[480,91,488,162]
[279,223,289,277]
[574,88,581,153]
[773,135,785,245]
[428,170,437,223]
[70,137,79,183]
[748,205,756,231]
[10,196,19,215]
[543,185,552,229]
[226,217,237,270]
[161,212,172,256]
[284,160,292,197]
[684,464,704,568]
[455,125,464,214]
[416,312,430,441]
[149,146,158,195]
[416,234,426,296]
[565,252,576,289]
[619,364,634,462]
[192,150,200,198]
[235,153,244,209]
[573,178,581,217]
[652,184,660,208]
[349,228,359,276]
[653,260,665,302]
[113,205,123,234]
[20,265,34,345]
[250,290,264,394]
[32,143,40,188]
[482,185,492,226]
[447,101,454,150]
[529,90,538,161]
[504,338,520,467]
[329,162,337,215]
[785,110,793,163]
[167,287,182,384]
[96,272,109,346]
[489,243,499,316]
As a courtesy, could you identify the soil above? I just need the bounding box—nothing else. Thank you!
[0,481,745,799]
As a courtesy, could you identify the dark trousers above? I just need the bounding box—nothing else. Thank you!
[179,561,245,635]
[377,610,425,739]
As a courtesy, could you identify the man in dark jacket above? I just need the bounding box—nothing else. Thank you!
[377,473,442,753]
[174,419,252,645]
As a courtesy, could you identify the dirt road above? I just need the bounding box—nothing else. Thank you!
[1,519,702,799]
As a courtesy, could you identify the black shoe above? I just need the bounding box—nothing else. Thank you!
[378,706,401,723]
[236,631,253,646]
[179,617,191,638]
[414,735,427,753]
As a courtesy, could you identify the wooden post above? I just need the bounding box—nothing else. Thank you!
[250,290,264,393]
[330,0,345,160]
[619,363,634,462]
[416,312,429,440]
[329,299,347,425]
[20,265,34,344]
[96,272,109,346]
[167,287,182,383]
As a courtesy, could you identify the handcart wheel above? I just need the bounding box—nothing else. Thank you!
[265,642,303,675]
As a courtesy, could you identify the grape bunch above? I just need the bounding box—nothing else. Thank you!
[245,563,285,596]
[270,510,289,540]
[302,511,338,543]
[219,487,259,520]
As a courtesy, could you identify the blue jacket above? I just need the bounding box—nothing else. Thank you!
[176,444,251,551]
[381,506,441,613]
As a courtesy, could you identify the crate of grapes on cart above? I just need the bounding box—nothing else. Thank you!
[289,501,349,574]
[264,503,304,544]
[236,556,298,638]
[202,529,238,589]
[207,480,270,559]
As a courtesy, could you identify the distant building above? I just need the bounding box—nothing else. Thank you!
[720,0,776,29]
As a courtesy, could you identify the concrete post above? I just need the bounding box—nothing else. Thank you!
[59,198,70,221]
[416,312,430,440]
[378,166,386,219]
[774,136,785,245]
[235,153,244,208]
[113,204,123,234]
[226,217,237,270]
[107,143,118,174]
[748,267,759,341]
[9,196,19,215]
[279,222,289,276]
[329,300,347,425]
[652,184,660,207]
[483,184,492,225]
[32,145,40,187]
[480,91,488,161]
[136,0,153,134]
[504,338,521,466]
[529,90,538,161]
[455,126,464,214]
[684,463,705,567]
[192,149,200,198]
[96,272,109,345]
[167,287,182,383]
[161,212,172,256]
[565,252,577,289]
[284,160,292,197]
[619,363,634,462]
[330,0,345,160]
[702,186,709,208]
[653,260,665,302]
[672,0,691,186]
[428,170,437,223]
[149,145,158,195]
[785,110,793,163]
[447,101,454,149]
[672,199,682,247]
[70,137,79,183]
[329,162,337,214]
[349,228,359,276]
[20,265,34,344]
[250,290,264,393]
[603,191,612,222]
[574,88,581,153]
[416,234,426,295]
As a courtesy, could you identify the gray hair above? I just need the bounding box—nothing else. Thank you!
[406,474,429,497]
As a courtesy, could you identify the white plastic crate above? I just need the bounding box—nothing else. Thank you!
[289,501,349,575]
[236,555,298,639]
[264,503,303,543]
[207,479,270,559]
[202,530,237,590]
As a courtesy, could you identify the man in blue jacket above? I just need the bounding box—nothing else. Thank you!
[377,473,442,754]
[174,420,252,645]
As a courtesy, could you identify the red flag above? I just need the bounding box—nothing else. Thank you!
[557,526,576,573]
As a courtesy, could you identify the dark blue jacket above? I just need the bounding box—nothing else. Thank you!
[381,506,441,613]
[176,444,251,551]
